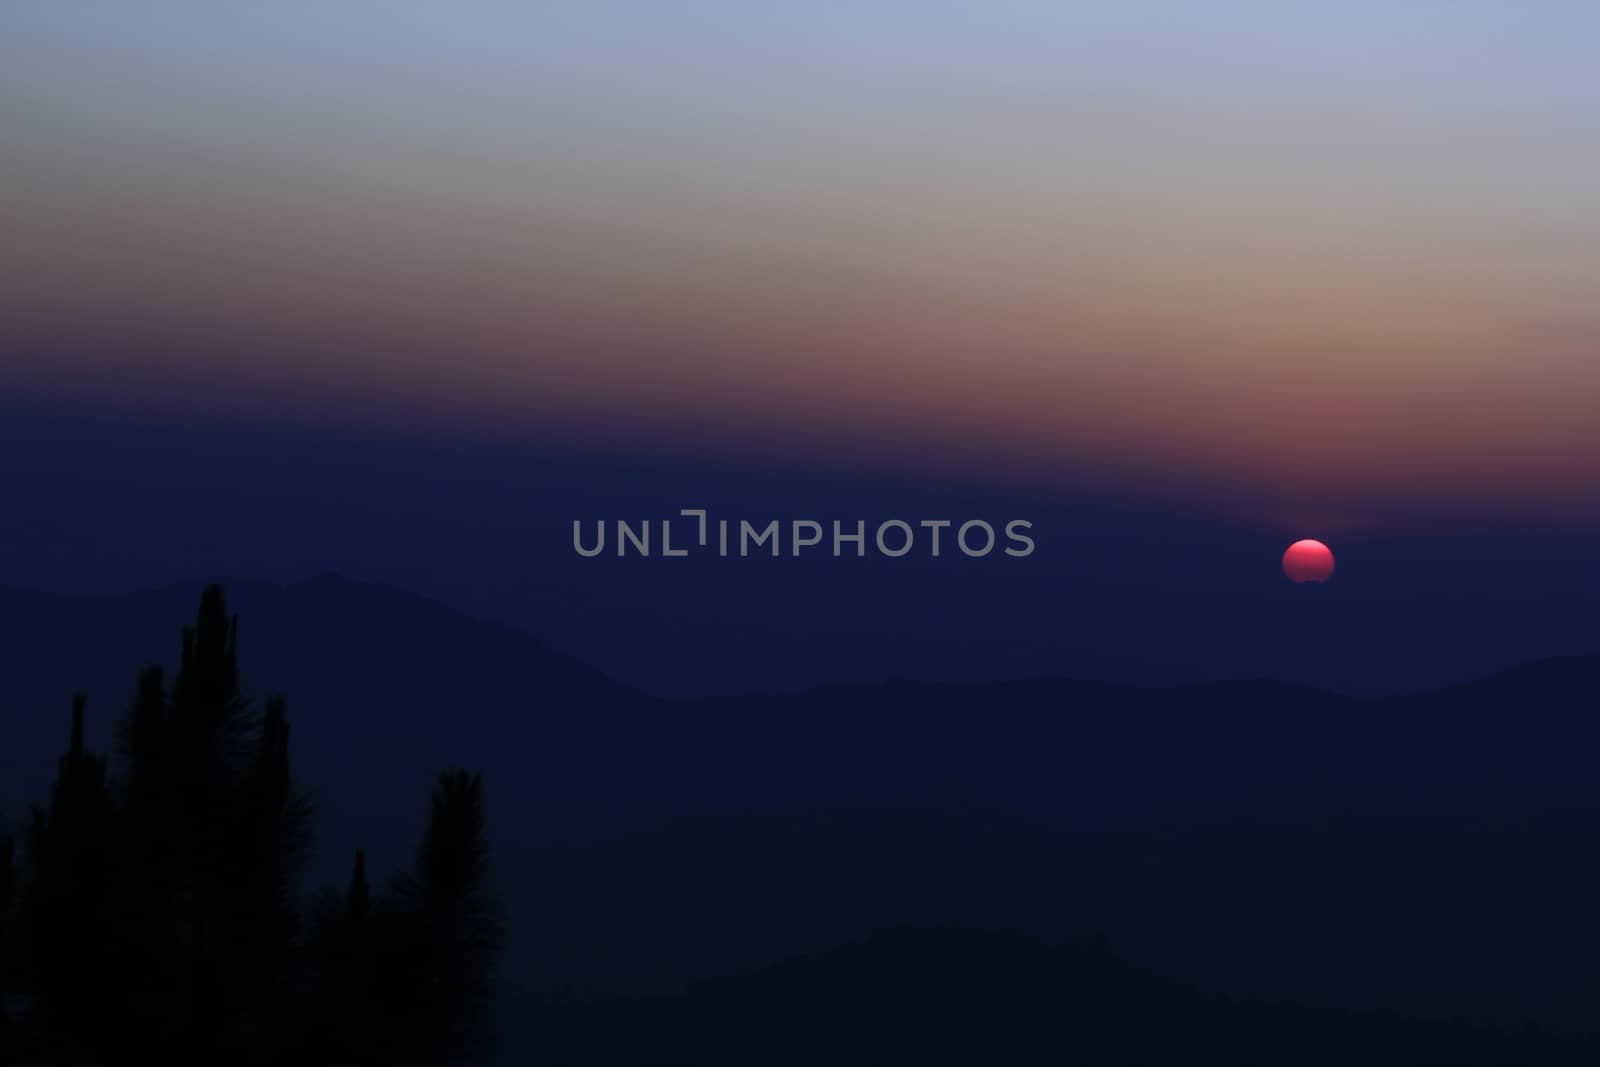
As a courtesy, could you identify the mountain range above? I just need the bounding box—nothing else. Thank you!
[3,576,1599,1048]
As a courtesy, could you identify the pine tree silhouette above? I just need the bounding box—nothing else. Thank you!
[397,770,505,1065]
[303,848,383,1064]
[99,586,313,1063]
[347,849,371,924]
[0,825,15,1030]
[304,773,506,1067]
[4,584,503,1065]
[21,695,120,1060]
[116,663,185,1058]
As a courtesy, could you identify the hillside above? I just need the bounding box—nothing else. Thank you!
[3,578,1600,1038]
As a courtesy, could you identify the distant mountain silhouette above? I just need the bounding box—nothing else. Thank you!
[0,577,698,849]
[530,924,1600,1066]
[4,576,1600,1046]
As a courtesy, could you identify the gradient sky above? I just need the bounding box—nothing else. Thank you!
[5,2,1599,521]
[3,5,1600,700]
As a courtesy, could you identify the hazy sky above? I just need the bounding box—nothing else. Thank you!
[5,3,1599,521]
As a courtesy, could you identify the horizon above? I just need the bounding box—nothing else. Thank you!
[1,572,1591,703]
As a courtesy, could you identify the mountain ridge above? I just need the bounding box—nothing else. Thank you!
[3,573,1593,704]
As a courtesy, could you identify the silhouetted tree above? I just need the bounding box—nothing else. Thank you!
[4,584,501,1065]
[303,848,382,1064]
[21,695,120,1061]
[115,663,182,1049]
[0,824,15,1029]
[347,849,371,924]
[393,770,505,1064]
[305,774,505,1067]
[91,587,313,1064]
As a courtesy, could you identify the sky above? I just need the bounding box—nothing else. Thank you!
[2,4,1598,694]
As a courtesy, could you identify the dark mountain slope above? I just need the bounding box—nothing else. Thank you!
[4,579,1600,1036]
[530,924,1600,1066]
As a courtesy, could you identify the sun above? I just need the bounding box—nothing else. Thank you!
[1283,539,1335,583]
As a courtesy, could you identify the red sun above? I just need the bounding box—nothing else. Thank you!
[1283,539,1335,583]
